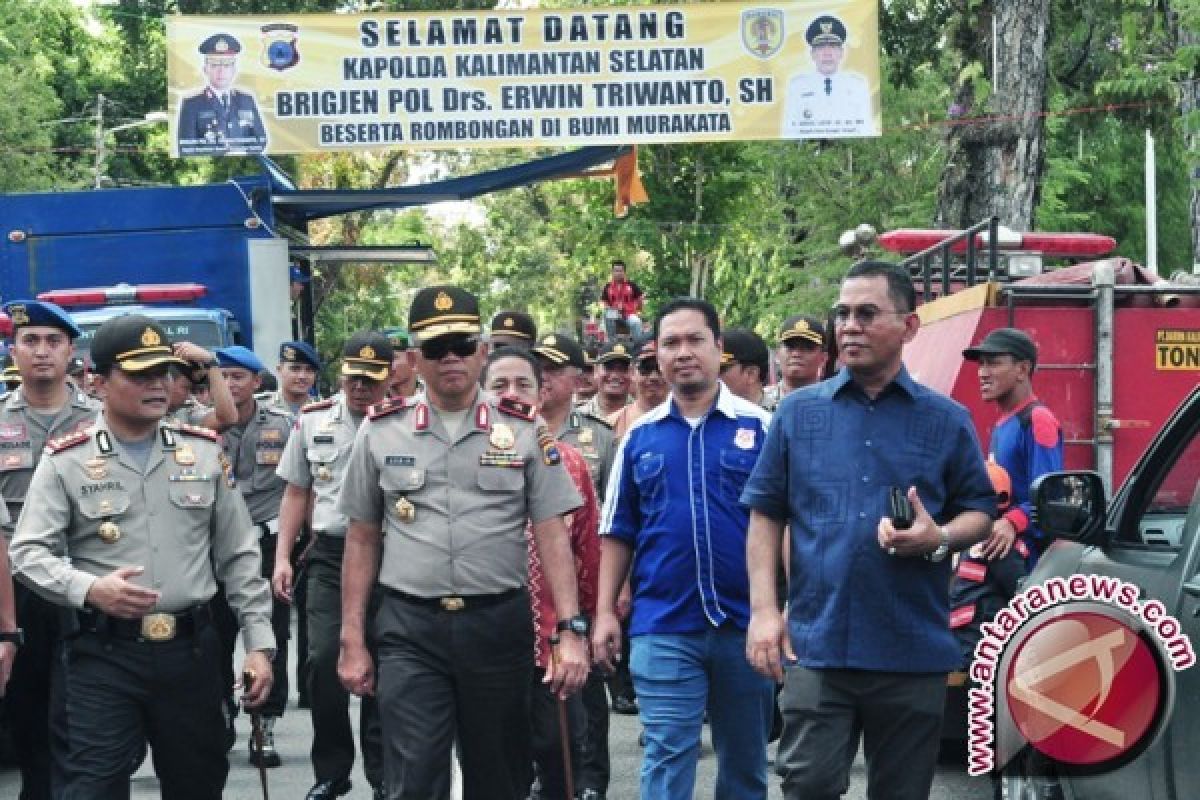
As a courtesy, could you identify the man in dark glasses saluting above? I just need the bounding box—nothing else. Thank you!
[336,285,589,800]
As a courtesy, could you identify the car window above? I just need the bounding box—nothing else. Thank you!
[1115,428,1200,549]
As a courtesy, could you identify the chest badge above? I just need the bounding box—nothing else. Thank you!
[98,521,121,544]
[734,428,756,450]
[489,423,515,451]
[317,465,332,482]
[84,458,108,480]
[578,428,593,444]
[393,496,416,522]
[175,445,196,466]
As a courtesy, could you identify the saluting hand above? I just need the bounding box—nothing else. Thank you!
[338,639,375,697]
[84,566,161,619]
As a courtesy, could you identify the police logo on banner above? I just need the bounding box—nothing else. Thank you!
[741,9,784,59]
[261,22,300,71]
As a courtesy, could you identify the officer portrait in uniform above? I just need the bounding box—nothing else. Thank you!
[8,313,275,798]
[781,15,877,137]
[337,285,589,800]
[177,33,268,156]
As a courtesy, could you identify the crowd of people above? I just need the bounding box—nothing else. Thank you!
[0,258,1064,800]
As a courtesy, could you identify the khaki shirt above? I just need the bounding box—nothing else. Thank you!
[168,399,213,428]
[275,394,361,536]
[338,391,582,597]
[8,416,275,653]
[576,394,626,420]
[222,401,292,525]
[0,386,100,532]
[555,409,615,503]
[258,389,309,417]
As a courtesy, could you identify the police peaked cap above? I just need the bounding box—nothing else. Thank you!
[779,314,826,346]
[409,285,482,343]
[722,328,769,368]
[596,340,633,364]
[279,340,321,370]
[199,34,242,56]
[533,332,587,369]
[489,310,538,343]
[91,314,187,374]
[216,345,266,374]
[341,331,394,381]
[806,15,847,46]
[3,300,82,339]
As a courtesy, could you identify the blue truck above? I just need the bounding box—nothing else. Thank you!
[0,176,294,366]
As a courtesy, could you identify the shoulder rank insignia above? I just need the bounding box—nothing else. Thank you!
[176,423,219,441]
[368,396,408,421]
[47,428,93,454]
[497,396,535,421]
[301,398,335,414]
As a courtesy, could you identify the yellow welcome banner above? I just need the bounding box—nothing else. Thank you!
[167,1,879,157]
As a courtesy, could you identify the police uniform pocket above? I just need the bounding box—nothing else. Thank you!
[632,453,667,516]
[0,445,33,472]
[307,446,340,480]
[719,448,756,503]
[477,468,524,493]
[79,491,132,520]
[168,482,216,510]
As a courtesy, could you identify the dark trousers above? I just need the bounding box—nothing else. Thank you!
[530,667,587,800]
[294,527,312,703]
[374,589,534,800]
[306,536,384,788]
[776,667,946,800]
[6,582,69,800]
[578,670,611,793]
[212,533,290,718]
[60,624,228,800]
[605,622,636,703]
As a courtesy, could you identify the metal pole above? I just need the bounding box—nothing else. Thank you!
[93,93,106,189]
[1093,261,1115,496]
[1145,129,1158,275]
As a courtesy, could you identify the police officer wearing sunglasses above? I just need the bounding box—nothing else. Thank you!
[337,285,589,800]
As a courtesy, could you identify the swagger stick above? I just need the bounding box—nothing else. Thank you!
[548,636,575,800]
[243,669,270,800]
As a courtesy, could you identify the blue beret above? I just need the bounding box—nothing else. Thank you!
[279,340,320,369]
[198,34,242,56]
[289,266,310,284]
[3,300,82,338]
[216,345,266,373]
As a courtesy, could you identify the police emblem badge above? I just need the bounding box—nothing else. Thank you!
[98,521,121,544]
[261,22,300,71]
[489,423,516,450]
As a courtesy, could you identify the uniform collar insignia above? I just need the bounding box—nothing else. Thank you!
[475,400,490,430]
[160,426,177,450]
[95,430,114,455]
[414,402,430,431]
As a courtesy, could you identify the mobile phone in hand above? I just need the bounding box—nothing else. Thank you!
[889,487,914,530]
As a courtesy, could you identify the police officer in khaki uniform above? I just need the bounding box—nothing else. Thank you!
[7,313,275,799]
[214,344,294,766]
[762,314,829,411]
[578,341,632,419]
[273,332,390,800]
[0,300,99,800]
[337,285,590,800]
[488,309,538,350]
[260,341,321,416]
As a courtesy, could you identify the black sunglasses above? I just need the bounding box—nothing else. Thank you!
[419,335,480,361]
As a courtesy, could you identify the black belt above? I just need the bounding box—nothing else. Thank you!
[76,604,213,642]
[386,587,522,612]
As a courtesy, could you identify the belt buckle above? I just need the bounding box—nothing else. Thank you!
[440,596,465,612]
[140,613,177,642]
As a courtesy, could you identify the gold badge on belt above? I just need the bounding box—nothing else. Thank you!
[394,496,416,522]
[489,423,515,450]
[140,613,176,642]
[98,521,121,544]
[317,465,332,481]
[175,445,196,466]
[84,457,108,480]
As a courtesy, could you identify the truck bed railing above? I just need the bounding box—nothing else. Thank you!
[899,217,1000,301]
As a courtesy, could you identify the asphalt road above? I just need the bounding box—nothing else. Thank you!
[0,619,995,799]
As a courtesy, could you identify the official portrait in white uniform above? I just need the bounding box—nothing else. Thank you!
[782,14,876,138]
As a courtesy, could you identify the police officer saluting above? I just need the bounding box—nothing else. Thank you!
[0,299,100,800]
[337,285,590,800]
[8,313,275,799]
[273,333,391,800]
[214,344,294,766]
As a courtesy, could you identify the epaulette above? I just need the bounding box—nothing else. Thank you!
[176,423,219,441]
[47,428,93,453]
[497,396,536,421]
[368,396,408,421]
[254,390,272,400]
[263,405,292,417]
[579,410,613,430]
[301,398,335,414]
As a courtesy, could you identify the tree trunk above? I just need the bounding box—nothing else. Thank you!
[1173,9,1199,270]
[936,0,1050,231]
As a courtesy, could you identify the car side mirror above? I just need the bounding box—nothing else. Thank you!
[1031,471,1108,544]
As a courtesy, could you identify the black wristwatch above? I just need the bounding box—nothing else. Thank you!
[0,629,23,646]
[555,614,589,637]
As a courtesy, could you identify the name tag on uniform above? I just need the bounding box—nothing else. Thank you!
[314,435,335,444]
[259,430,283,443]
[385,455,416,467]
